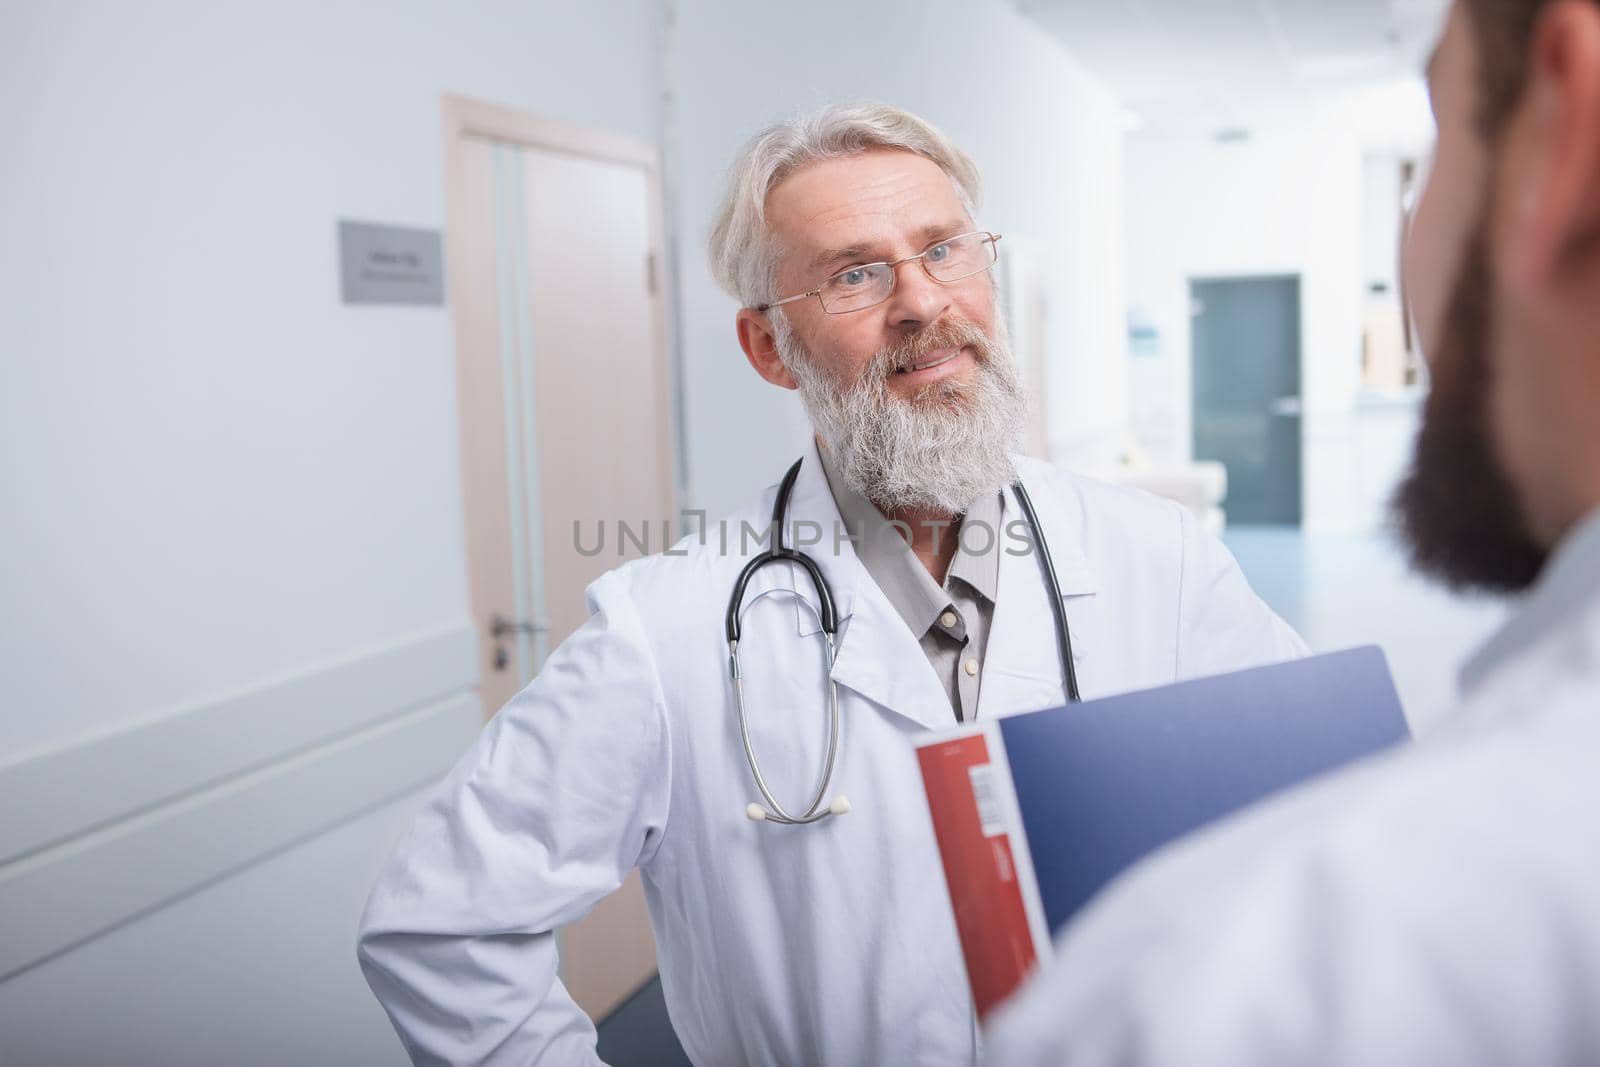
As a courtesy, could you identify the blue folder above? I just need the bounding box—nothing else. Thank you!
[1004,645,1410,933]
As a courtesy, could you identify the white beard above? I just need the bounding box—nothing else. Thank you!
[774,313,1027,515]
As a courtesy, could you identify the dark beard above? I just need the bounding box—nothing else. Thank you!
[1392,225,1547,593]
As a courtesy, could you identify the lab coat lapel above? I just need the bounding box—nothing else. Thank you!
[828,583,956,733]
[979,471,1099,719]
[781,443,959,734]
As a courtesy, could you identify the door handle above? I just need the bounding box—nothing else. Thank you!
[1268,396,1303,417]
[491,614,550,638]
[491,615,550,672]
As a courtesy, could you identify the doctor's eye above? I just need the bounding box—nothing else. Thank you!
[836,266,874,288]
[925,242,952,263]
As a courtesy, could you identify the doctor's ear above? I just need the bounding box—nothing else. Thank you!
[1497,0,1600,292]
[737,308,799,390]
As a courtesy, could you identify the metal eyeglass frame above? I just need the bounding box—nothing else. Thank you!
[753,231,1003,315]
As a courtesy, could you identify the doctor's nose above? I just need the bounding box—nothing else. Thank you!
[882,259,952,333]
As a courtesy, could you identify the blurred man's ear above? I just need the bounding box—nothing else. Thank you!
[737,308,799,390]
[1498,0,1600,292]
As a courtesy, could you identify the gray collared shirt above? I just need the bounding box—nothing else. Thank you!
[819,450,1005,722]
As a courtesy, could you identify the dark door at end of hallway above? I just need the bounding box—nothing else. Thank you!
[1191,275,1303,525]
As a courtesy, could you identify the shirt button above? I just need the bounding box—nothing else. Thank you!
[940,611,959,629]
[964,658,980,677]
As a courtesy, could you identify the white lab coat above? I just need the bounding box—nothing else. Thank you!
[357,444,1305,1066]
[983,511,1600,1066]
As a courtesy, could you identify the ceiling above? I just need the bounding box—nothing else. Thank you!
[1014,0,1450,132]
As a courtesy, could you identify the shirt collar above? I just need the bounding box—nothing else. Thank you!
[817,447,1005,638]
[1459,505,1600,694]
[947,488,1003,603]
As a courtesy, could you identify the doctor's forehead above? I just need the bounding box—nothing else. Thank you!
[764,150,972,269]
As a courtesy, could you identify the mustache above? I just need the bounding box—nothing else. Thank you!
[864,320,997,381]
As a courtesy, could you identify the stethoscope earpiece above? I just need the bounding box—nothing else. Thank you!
[744,795,851,824]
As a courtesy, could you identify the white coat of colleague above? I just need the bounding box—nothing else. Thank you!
[356,103,1306,1066]
[984,1,1600,1064]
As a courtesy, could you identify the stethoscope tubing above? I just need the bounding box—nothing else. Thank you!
[728,456,1080,826]
[1011,478,1082,704]
[730,603,842,824]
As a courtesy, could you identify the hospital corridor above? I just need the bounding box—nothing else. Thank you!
[9,1,1592,1065]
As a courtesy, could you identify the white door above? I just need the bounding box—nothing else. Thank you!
[444,97,677,1022]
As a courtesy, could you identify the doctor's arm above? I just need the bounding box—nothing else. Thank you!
[1173,504,1309,677]
[357,572,671,1066]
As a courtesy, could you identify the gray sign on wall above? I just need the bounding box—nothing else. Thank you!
[339,220,445,306]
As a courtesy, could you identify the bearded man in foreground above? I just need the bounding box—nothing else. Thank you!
[984,2,1600,1063]
[355,102,1304,1066]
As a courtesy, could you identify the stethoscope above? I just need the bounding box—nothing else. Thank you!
[726,457,1081,826]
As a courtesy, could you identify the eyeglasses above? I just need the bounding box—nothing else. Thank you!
[755,231,1002,315]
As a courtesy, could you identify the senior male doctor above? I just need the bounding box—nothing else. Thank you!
[984,1,1600,1064]
[357,102,1304,1066]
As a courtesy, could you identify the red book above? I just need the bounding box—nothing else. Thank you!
[916,728,1050,1022]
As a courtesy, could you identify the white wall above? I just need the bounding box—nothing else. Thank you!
[1363,154,1407,292]
[0,2,661,1063]
[1123,81,1434,534]
[2,0,661,754]
[666,0,1130,517]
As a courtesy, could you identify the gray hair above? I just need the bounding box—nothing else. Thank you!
[707,102,983,309]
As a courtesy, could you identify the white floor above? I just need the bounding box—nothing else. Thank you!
[1224,526,1512,735]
